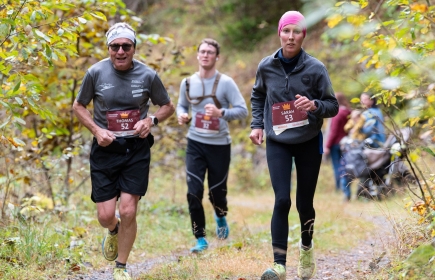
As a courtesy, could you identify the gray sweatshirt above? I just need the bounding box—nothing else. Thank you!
[177,71,248,145]
[250,48,338,144]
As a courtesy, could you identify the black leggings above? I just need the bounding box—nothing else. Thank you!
[185,138,231,238]
[266,134,322,265]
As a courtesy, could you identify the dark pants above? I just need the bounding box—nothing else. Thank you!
[266,134,322,266]
[185,138,231,238]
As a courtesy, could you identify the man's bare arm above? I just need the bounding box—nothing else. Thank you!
[72,100,115,146]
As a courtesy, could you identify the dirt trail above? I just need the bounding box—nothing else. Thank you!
[304,215,395,280]
[69,254,184,279]
[69,208,396,280]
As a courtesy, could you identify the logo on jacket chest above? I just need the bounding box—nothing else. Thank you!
[301,75,310,85]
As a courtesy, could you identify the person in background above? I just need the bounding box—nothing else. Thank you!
[360,92,386,148]
[324,92,351,194]
[249,11,338,280]
[344,109,365,141]
[341,108,367,201]
[356,92,387,197]
[73,22,175,280]
[177,38,248,253]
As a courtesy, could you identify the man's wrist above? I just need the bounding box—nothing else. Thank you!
[149,115,159,126]
[310,101,318,111]
[220,109,225,118]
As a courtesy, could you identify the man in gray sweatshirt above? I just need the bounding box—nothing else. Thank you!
[177,38,248,253]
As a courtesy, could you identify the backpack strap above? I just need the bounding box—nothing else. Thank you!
[211,73,222,109]
[184,73,222,108]
[185,77,201,105]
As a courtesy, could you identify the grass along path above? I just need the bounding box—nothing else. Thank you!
[70,162,415,279]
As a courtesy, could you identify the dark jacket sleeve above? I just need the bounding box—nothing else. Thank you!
[250,61,267,129]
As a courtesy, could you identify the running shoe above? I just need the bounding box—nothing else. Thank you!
[214,214,229,239]
[102,218,120,261]
[297,241,316,279]
[260,263,286,280]
[190,237,208,253]
[113,267,132,280]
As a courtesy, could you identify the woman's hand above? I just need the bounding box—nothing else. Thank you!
[295,94,317,111]
[249,128,264,145]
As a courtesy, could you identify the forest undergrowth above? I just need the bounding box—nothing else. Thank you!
[1,159,431,279]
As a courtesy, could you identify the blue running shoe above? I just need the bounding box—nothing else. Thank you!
[190,237,208,253]
[214,214,229,239]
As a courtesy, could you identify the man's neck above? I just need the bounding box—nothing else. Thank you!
[198,67,216,79]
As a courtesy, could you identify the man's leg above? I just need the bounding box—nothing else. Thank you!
[97,197,120,261]
[207,143,230,217]
[206,144,231,239]
[185,139,210,253]
[186,139,208,239]
[97,197,118,230]
[117,192,140,263]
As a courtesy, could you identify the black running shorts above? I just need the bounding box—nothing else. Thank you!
[89,137,151,203]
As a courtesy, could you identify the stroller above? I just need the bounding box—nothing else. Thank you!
[340,127,414,200]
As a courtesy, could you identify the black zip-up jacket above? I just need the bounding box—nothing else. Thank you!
[250,48,339,144]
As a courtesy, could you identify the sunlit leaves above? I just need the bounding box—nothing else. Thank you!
[347,14,366,26]
[325,3,435,238]
[90,12,106,21]
[350,97,360,104]
[410,3,428,13]
[7,137,25,148]
[34,30,51,42]
[325,0,435,129]
[412,201,427,216]
[77,17,87,24]
[409,151,419,163]
[359,0,369,9]
[327,14,344,28]
[1,0,129,148]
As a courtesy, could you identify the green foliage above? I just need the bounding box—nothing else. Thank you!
[0,0,126,209]
[223,15,269,50]
[218,0,303,50]
[0,0,182,211]
[0,209,79,278]
[323,1,435,277]
[324,1,435,156]
[324,0,435,125]
[399,242,435,278]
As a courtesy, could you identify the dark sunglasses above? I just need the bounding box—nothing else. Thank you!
[108,43,133,52]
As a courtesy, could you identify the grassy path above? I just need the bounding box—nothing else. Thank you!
[71,163,412,279]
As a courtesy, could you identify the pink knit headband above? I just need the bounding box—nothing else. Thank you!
[278,11,307,37]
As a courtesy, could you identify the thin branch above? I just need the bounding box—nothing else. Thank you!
[70,175,91,194]
[0,0,28,47]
